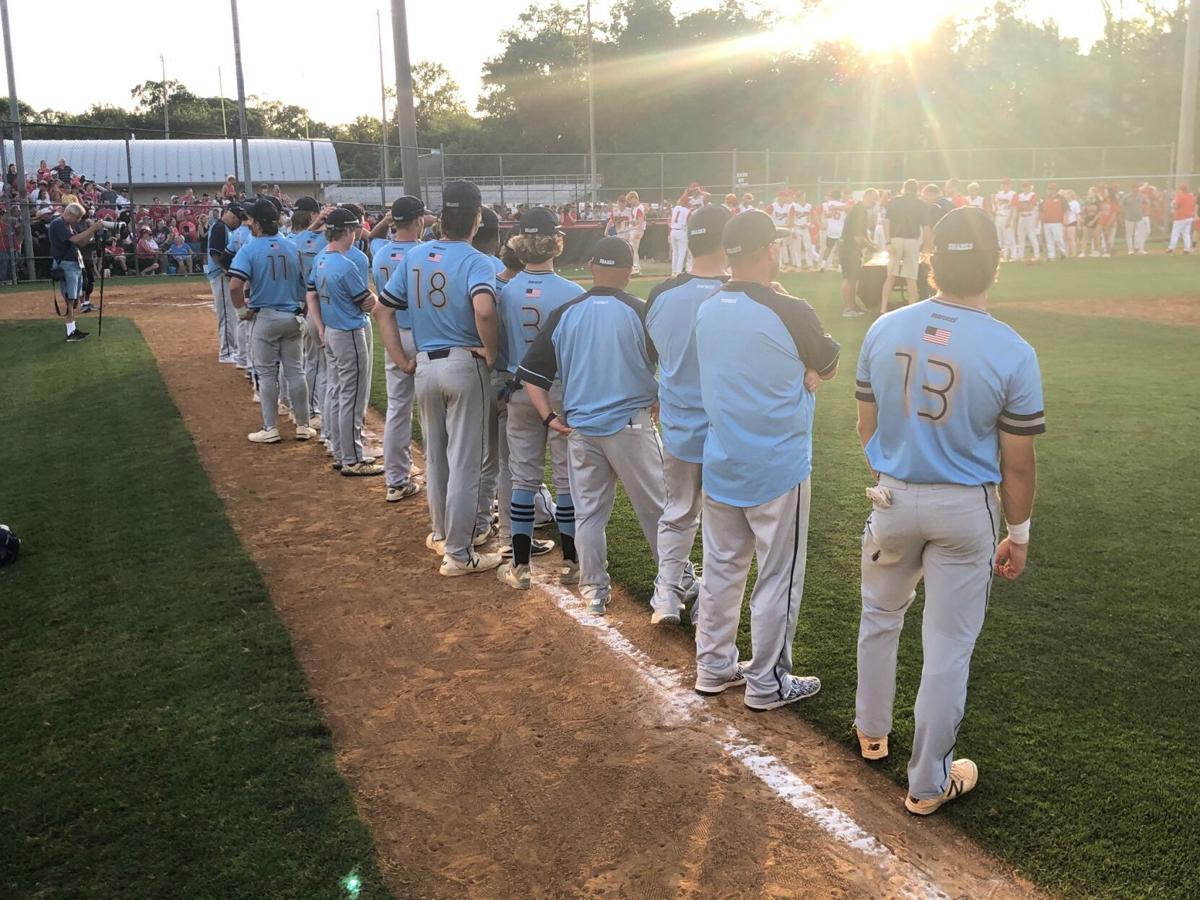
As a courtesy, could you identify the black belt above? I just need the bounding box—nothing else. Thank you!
[427,348,485,362]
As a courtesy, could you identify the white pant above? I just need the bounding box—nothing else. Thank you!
[790,228,815,268]
[1125,218,1150,254]
[994,214,1015,259]
[669,229,688,275]
[1043,223,1066,260]
[1169,218,1194,251]
[1016,215,1040,260]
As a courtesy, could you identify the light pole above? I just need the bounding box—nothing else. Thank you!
[230,0,253,197]
[377,9,390,208]
[1176,0,1200,187]
[586,0,597,203]
[0,0,35,280]
[160,54,170,139]
[389,0,422,200]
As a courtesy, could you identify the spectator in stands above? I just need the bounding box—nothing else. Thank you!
[168,233,193,274]
[37,160,51,181]
[52,158,73,184]
[5,164,16,192]
[136,226,162,275]
[30,185,51,216]
[99,181,117,206]
[60,182,81,209]
[102,235,128,276]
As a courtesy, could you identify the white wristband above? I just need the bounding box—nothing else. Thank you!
[1006,519,1031,544]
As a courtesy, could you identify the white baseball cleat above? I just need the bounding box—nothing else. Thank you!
[906,759,978,815]
[744,674,821,711]
[425,533,446,556]
[386,483,421,502]
[473,523,499,547]
[694,663,747,695]
[857,727,889,761]
[559,559,580,585]
[497,562,531,590]
[248,427,281,444]
[439,552,503,577]
[295,425,317,441]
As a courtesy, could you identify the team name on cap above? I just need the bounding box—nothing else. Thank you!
[690,227,707,234]
[726,245,742,254]
[522,226,539,233]
[947,242,974,251]
[599,257,616,265]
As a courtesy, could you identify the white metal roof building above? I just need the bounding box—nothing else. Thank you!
[1,138,340,186]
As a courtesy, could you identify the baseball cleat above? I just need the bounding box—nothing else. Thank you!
[79,301,96,313]
[331,462,343,471]
[857,727,889,761]
[65,330,89,342]
[218,355,236,364]
[295,425,318,441]
[695,663,747,696]
[499,538,554,559]
[681,568,700,605]
[585,593,608,615]
[341,461,385,477]
[386,482,421,502]
[650,609,681,626]
[906,759,979,815]
[439,552,503,577]
[426,533,447,555]
[308,414,322,430]
[251,391,260,404]
[497,562,531,589]
[745,674,821,711]
[248,427,281,444]
[559,559,580,585]
[473,523,499,547]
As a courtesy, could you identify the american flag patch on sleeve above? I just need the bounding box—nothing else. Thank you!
[428,251,443,262]
[923,326,951,346]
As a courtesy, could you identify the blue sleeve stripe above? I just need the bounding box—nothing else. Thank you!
[228,267,250,281]
[350,290,370,305]
[469,283,497,299]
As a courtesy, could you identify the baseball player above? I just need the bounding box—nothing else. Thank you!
[1167,183,1195,253]
[853,205,1044,815]
[692,209,840,709]
[372,196,427,501]
[494,206,584,590]
[1041,184,1067,260]
[473,206,510,545]
[770,188,796,271]
[965,183,985,209]
[305,208,383,477]
[205,203,242,362]
[517,236,665,615]
[227,205,254,379]
[668,198,691,276]
[992,178,1016,260]
[643,203,730,626]
[228,199,314,444]
[790,190,817,270]
[1015,181,1041,262]
[291,197,329,431]
[376,180,503,577]
[821,190,846,271]
[621,191,646,275]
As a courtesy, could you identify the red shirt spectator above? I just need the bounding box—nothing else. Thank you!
[1172,188,1196,220]
[1041,195,1065,224]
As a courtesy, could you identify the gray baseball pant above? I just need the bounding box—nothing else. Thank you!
[694,480,811,706]
[208,273,237,361]
[249,308,309,432]
[507,383,569,493]
[479,371,513,542]
[383,327,418,487]
[416,349,490,563]
[237,317,252,369]
[566,409,665,605]
[324,326,372,466]
[855,475,999,800]
[301,314,326,421]
[650,449,702,619]
[322,342,341,461]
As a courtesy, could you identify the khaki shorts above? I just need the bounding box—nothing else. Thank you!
[887,237,922,279]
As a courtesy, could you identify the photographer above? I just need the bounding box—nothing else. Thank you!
[50,203,105,342]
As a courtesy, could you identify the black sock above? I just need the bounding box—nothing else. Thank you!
[513,533,532,566]
[560,535,577,563]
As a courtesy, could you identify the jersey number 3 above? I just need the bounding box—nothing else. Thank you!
[896,351,957,422]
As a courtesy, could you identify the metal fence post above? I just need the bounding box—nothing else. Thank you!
[731,148,738,193]
[309,139,318,198]
[765,148,771,187]
[498,154,505,209]
[125,136,135,211]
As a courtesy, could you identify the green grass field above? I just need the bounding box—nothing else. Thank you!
[549,255,1198,898]
[0,320,387,899]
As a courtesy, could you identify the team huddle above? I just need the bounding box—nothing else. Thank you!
[203,181,1045,816]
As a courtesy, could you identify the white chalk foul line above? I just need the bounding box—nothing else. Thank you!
[534,576,948,900]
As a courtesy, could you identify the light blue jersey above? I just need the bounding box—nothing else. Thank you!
[204,219,231,278]
[695,282,841,507]
[645,272,727,463]
[518,287,658,437]
[497,270,583,375]
[309,248,371,332]
[373,238,420,330]
[229,233,305,312]
[293,229,328,284]
[228,223,252,257]
[855,298,1046,485]
[377,240,496,353]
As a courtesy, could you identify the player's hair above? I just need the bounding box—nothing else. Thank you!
[508,233,563,265]
[440,207,479,241]
[291,210,313,231]
[922,183,942,197]
[930,244,999,298]
[967,182,980,193]
[324,226,351,243]
[499,243,525,273]
[902,178,919,195]
[688,226,723,258]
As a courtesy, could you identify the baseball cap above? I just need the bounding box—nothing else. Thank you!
[932,206,999,257]
[248,198,279,224]
[293,196,320,213]
[591,236,634,269]
[226,202,247,220]
[519,206,563,236]
[390,195,426,222]
[442,180,482,210]
[722,209,788,256]
[476,206,500,240]
[325,207,362,230]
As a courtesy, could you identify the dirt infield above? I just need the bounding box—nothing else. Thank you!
[1001,295,1200,326]
[2,279,1038,898]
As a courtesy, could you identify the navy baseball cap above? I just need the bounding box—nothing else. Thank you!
[226,202,247,220]
[391,195,426,222]
[519,206,564,236]
[442,180,482,210]
[248,198,279,224]
[293,196,320,213]
[591,236,634,269]
[723,209,788,256]
[325,207,362,230]
[687,203,730,238]
[932,206,999,257]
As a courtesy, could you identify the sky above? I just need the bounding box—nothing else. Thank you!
[0,0,1130,127]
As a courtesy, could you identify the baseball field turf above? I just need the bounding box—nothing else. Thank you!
[0,319,387,899]
[372,254,1195,898]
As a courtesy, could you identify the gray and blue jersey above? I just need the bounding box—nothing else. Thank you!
[293,229,328,284]
[855,298,1046,485]
[695,282,840,507]
[373,238,420,330]
[497,270,584,375]
[378,240,497,353]
[229,233,305,312]
[228,223,252,258]
[308,248,371,332]
[518,286,658,437]
[644,272,727,463]
[204,219,230,278]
